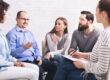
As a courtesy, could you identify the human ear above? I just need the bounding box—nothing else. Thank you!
[102,11,108,22]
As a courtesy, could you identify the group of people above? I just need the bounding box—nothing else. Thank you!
[0,0,110,80]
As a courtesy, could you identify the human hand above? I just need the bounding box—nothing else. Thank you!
[73,60,84,69]
[44,53,51,60]
[72,51,82,58]
[14,62,24,67]
[22,42,33,49]
[36,58,42,66]
[69,49,76,56]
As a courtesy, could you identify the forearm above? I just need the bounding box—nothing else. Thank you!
[0,59,14,67]
[11,47,25,57]
[34,50,42,59]
[81,53,89,60]
[84,46,110,75]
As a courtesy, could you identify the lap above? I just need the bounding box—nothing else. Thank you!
[67,69,84,80]
[23,62,39,71]
[68,70,97,80]
[42,55,63,71]
[0,66,38,80]
[53,58,76,80]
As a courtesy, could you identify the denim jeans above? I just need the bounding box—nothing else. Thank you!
[53,58,97,80]
[42,54,63,80]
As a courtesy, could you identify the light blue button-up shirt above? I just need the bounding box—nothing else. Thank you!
[0,29,17,71]
[6,26,41,62]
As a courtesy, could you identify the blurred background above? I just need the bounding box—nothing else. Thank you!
[1,0,103,53]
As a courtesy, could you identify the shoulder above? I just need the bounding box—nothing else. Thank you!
[72,29,81,37]
[63,33,69,39]
[8,27,16,33]
[47,32,52,36]
[93,28,101,35]
[99,28,110,45]
[46,33,52,38]
[64,33,68,37]
[73,29,81,34]
[6,27,17,37]
[26,30,33,35]
[102,28,110,39]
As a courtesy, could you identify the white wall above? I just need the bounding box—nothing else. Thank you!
[1,0,103,53]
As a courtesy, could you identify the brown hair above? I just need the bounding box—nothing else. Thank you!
[49,17,68,34]
[16,11,27,19]
[98,0,110,21]
[0,0,9,22]
[45,17,68,47]
[81,11,94,23]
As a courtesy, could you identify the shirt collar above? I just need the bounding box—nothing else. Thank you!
[15,25,28,32]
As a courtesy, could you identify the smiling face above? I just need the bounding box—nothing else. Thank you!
[55,19,67,32]
[16,12,30,29]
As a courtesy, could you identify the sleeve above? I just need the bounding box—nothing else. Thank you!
[33,39,42,59]
[46,33,57,51]
[0,42,14,67]
[68,31,78,53]
[6,33,25,58]
[8,54,18,62]
[50,34,71,57]
[84,36,110,75]
[0,56,14,67]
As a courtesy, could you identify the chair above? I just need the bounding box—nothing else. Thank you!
[42,40,48,80]
[42,40,46,57]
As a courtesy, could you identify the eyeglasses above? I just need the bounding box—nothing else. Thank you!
[19,18,30,21]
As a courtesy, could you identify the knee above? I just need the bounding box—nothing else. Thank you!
[33,69,39,76]
[30,69,39,79]
[24,62,39,72]
[32,64,39,72]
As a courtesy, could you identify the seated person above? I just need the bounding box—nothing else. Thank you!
[42,17,70,80]
[53,11,100,80]
[72,0,110,80]
[0,1,39,80]
[6,10,42,80]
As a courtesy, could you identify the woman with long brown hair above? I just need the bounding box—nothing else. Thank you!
[42,17,70,80]
[44,17,69,59]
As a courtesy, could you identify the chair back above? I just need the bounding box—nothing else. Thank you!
[42,40,46,57]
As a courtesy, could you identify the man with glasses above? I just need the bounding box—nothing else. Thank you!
[53,11,100,80]
[6,11,42,80]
